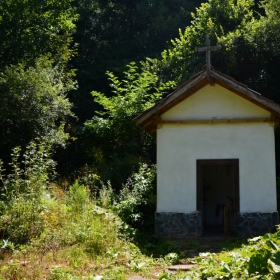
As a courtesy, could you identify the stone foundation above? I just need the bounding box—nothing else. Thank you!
[234,212,279,237]
[155,212,203,238]
[155,211,279,238]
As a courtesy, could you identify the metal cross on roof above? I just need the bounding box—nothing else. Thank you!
[195,35,221,81]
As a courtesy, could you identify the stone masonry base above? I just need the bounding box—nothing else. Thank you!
[155,211,279,238]
[234,212,279,237]
[155,212,203,238]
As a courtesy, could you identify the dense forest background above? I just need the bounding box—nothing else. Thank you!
[1,0,280,225]
[68,0,280,190]
[2,1,280,278]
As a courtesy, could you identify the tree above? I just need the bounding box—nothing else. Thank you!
[70,0,204,122]
[0,57,76,162]
[219,0,280,102]
[0,0,78,67]
[142,0,258,86]
[81,62,174,188]
[0,0,78,165]
[142,0,280,104]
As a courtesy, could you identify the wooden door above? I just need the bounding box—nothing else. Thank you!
[197,159,239,234]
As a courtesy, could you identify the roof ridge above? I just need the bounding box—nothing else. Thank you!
[133,69,280,134]
[212,69,249,90]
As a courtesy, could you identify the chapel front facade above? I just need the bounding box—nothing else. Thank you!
[134,69,279,238]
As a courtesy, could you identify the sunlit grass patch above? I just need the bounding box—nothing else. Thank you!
[0,182,164,279]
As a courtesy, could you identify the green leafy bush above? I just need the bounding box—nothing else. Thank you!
[38,181,122,257]
[115,164,156,232]
[0,141,55,244]
[74,165,103,195]
[186,231,280,279]
[67,181,90,216]
[82,62,174,189]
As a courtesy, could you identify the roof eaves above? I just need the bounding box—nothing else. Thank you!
[211,71,280,114]
[134,68,280,133]
[212,69,250,91]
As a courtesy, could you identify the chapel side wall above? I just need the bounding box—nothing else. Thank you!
[156,122,277,214]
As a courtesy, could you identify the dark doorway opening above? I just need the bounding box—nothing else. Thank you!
[197,159,239,236]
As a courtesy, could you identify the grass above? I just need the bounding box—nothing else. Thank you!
[0,179,274,280]
[0,182,170,279]
[2,142,271,279]
[157,232,280,280]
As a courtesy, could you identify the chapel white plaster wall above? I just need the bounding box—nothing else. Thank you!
[161,84,271,120]
[156,122,277,213]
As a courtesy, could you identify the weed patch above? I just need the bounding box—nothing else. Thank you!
[0,179,166,279]
[168,232,280,279]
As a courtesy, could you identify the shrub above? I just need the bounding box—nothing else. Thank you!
[82,62,174,189]
[188,231,280,279]
[37,181,122,258]
[115,164,157,232]
[0,141,55,244]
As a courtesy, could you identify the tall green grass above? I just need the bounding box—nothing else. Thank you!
[0,143,164,279]
[0,180,161,279]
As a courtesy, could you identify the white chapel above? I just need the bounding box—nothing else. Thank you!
[134,66,280,238]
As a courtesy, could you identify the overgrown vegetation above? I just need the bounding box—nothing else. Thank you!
[0,57,76,163]
[115,164,157,232]
[70,0,204,122]
[0,145,172,279]
[2,0,280,279]
[0,141,55,244]
[0,147,150,279]
[158,232,280,280]
[81,63,174,188]
[1,138,280,279]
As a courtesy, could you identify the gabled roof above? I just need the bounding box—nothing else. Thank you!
[133,68,280,134]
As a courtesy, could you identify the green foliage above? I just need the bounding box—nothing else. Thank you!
[0,141,55,244]
[39,182,121,257]
[115,164,156,232]
[164,252,180,265]
[0,197,45,245]
[0,1,78,171]
[3,182,158,279]
[92,62,172,118]
[0,0,78,67]
[0,240,16,252]
[68,181,90,215]
[70,0,204,122]
[47,266,76,280]
[0,56,76,162]
[174,232,280,279]
[1,142,55,201]
[141,0,280,106]
[82,63,174,188]
[75,165,103,194]
[143,0,257,86]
